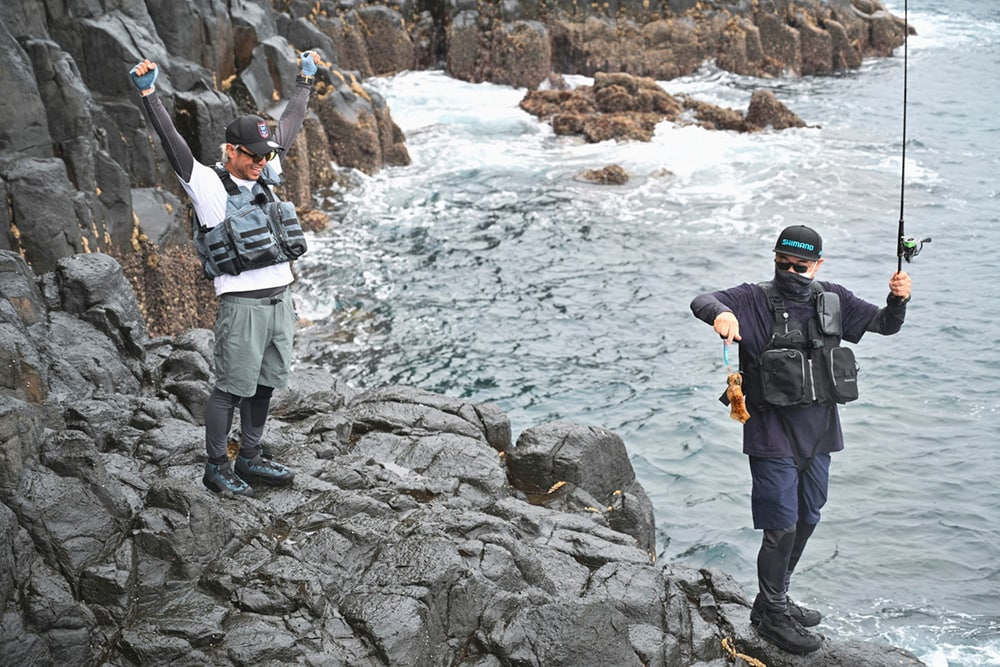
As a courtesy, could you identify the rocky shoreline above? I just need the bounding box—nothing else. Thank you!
[0,249,926,666]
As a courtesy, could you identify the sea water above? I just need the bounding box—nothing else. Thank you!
[292,1,1000,663]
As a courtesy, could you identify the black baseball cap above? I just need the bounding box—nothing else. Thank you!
[225,115,281,156]
[774,225,823,261]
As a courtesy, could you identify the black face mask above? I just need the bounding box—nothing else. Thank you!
[773,266,814,301]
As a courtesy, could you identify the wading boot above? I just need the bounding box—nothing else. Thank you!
[203,460,253,497]
[751,594,822,628]
[757,610,822,655]
[235,451,294,486]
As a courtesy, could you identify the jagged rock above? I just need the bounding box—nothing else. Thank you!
[521,71,806,141]
[581,164,630,184]
[444,0,908,86]
[681,95,747,131]
[52,252,148,358]
[506,421,656,553]
[0,252,48,404]
[130,187,187,247]
[745,89,809,131]
[3,158,84,273]
[314,69,411,175]
[448,9,552,89]
[356,5,417,75]
[0,19,53,160]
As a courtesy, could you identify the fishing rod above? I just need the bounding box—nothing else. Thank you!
[897,0,931,271]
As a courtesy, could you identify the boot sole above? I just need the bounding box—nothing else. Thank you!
[237,471,294,487]
[202,476,254,497]
[756,626,822,655]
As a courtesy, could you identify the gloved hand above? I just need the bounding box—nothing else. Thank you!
[300,51,319,77]
[129,61,157,92]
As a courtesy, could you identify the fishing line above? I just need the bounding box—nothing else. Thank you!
[897,0,931,269]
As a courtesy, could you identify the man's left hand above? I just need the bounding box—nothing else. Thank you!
[889,271,911,299]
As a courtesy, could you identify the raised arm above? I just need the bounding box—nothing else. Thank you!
[272,50,320,152]
[129,60,195,182]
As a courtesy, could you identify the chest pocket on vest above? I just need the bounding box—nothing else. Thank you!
[828,347,859,403]
[759,348,810,406]
[202,205,283,276]
[272,201,307,260]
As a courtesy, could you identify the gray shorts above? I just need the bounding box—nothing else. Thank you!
[213,288,295,397]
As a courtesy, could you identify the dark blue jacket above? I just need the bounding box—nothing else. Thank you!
[691,280,906,458]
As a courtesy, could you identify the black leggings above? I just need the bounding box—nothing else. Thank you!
[204,385,273,464]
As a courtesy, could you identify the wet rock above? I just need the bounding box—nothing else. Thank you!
[443,0,908,87]
[486,600,643,666]
[745,89,810,131]
[53,252,148,358]
[521,71,806,141]
[0,20,53,160]
[356,5,417,75]
[581,164,630,185]
[314,69,411,175]
[0,253,48,403]
[448,10,552,89]
[3,158,83,273]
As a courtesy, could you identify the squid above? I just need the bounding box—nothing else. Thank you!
[727,372,750,424]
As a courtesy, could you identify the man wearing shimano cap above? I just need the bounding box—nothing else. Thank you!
[128,49,322,497]
[690,225,912,654]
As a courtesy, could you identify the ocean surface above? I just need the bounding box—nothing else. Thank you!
[291,2,1000,664]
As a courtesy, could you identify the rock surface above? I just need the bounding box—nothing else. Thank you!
[520,72,810,141]
[440,0,910,88]
[0,250,929,665]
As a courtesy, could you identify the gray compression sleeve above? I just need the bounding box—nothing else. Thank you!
[140,91,195,182]
[272,79,313,153]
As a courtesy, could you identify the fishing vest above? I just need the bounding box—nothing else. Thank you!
[741,281,859,409]
[193,166,307,278]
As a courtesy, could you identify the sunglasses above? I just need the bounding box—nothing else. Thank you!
[775,260,812,273]
[236,145,278,163]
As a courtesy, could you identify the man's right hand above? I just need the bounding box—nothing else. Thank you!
[129,59,157,95]
[714,311,741,343]
[300,50,321,77]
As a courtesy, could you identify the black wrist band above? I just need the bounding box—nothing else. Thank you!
[297,74,314,86]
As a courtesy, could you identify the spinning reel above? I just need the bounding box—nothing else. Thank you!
[899,235,932,263]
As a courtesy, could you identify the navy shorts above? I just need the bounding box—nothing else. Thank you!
[749,454,830,530]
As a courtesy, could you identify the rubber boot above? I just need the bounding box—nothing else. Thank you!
[202,460,253,497]
[235,448,295,486]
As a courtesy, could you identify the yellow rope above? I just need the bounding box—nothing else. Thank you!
[721,637,768,667]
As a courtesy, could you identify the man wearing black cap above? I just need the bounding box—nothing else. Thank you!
[690,225,912,654]
[128,50,321,497]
